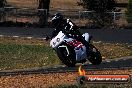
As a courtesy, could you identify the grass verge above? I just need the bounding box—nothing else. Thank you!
[0,36,132,70]
[0,42,60,70]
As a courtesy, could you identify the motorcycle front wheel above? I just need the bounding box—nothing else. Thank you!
[56,43,76,67]
[88,44,102,65]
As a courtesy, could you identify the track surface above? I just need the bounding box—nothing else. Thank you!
[0,27,131,76]
[0,27,132,44]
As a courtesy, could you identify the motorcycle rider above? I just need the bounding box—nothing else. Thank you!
[51,13,90,57]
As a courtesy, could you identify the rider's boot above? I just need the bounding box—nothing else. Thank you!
[83,36,93,57]
[76,35,92,57]
[85,41,90,57]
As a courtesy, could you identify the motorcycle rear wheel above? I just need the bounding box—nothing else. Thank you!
[88,44,102,65]
[56,43,76,67]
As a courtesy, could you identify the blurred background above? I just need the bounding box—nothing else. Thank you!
[0,0,131,29]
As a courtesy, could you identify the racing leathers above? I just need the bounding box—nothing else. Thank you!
[51,19,85,44]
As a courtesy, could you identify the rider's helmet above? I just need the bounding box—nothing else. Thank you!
[51,13,63,27]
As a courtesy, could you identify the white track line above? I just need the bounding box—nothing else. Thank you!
[26,37,33,39]
[123,59,126,61]
[13,36,19,38]
[106,60,111,63]
[115,59,119,61]
[0,35,3,37]
[0,34,48,40]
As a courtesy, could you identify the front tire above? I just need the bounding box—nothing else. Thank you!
[56,43,76,67]
[88,44,102,65]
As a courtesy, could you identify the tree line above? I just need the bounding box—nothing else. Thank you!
[0,0,131,26]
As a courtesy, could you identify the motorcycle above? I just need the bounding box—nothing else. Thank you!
[49,31,102,67]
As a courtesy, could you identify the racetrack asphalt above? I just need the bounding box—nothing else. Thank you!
[0,27,131,44]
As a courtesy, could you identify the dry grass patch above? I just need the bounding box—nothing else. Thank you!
[93,42,132,59]
[6,0,83,10]
[50,0,83,10]
[6,0,38,9]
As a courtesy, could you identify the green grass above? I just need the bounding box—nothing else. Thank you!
[0,37,132,70]
[0,43,60,70]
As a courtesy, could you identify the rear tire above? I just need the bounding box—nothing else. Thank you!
[88,44,102,65]
[56,43,76,67]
